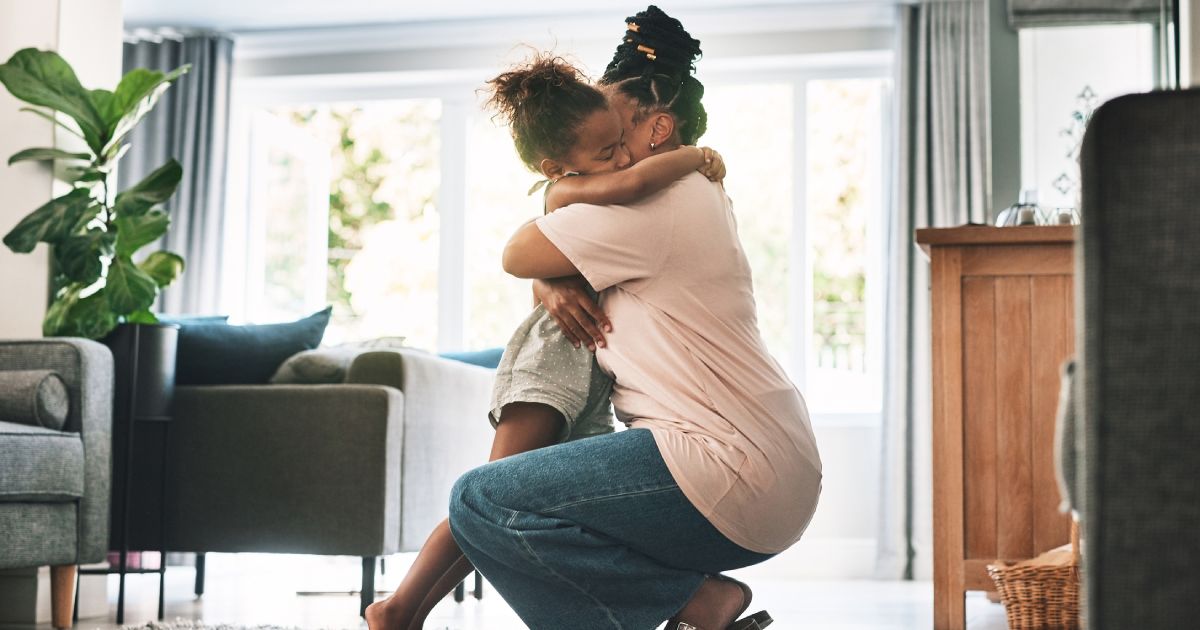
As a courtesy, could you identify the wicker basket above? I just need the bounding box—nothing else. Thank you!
[986,520,1081,630]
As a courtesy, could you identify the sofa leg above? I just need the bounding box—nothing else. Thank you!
[454,580,465,602]
[473,569,483,600]
[51,565,77,629]
[360,557,376,617]
[195,553,206,596]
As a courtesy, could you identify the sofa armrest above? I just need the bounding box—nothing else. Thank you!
[347,349,495,550]
[0,338,113,563]
[166,384,403,556]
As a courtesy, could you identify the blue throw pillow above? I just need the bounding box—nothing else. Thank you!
[439,347,504,370]
[175,306,333,385]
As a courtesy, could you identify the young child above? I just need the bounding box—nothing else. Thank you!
[365,52,724,630]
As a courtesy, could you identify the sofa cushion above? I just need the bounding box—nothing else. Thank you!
[175,306,333,385]
[0,421,84,501]
[0,370,69,430]
[270,338,409,385]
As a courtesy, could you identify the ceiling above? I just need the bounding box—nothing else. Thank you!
[123,0,882,31]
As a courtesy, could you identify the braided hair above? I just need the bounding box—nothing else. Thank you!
[600,5,706,145]
[484,52,609,172]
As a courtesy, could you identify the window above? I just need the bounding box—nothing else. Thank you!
[241,100,442,349]
[699,73,888,415]
[1019,24,1155,209]
[229,60,890,417]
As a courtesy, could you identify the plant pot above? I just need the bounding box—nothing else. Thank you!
[98,322,179,550]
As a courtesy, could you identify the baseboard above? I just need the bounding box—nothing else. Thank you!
[731,537,878,580]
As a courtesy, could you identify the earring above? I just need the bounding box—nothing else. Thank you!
[649,141,657,150]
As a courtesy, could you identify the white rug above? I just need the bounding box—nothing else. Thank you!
[122,622,355,630]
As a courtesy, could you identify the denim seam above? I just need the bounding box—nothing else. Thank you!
[541,485,680,515]
[506,509,625,630]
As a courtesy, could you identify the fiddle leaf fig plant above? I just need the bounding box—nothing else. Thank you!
[0,48,190,339]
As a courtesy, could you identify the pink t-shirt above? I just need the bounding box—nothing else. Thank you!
[536,172,823,554]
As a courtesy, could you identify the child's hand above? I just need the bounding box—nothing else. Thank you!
[697,147,726,182]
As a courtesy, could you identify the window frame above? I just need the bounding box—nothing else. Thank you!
[223,52,893,424]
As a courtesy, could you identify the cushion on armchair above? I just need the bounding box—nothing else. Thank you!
[0,369,69,430]
[270,337,409,385]
[176,306,333,385]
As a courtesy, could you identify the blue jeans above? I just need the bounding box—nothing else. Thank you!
[448,428,776,630]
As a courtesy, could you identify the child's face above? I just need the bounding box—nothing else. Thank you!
[561,106,631,175]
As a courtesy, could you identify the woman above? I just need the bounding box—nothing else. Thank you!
[449,7,823,630]
[364,39,726,630]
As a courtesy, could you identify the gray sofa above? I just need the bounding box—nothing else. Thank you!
[1074,89,1200,628]
[134,347,495,615]
[0,338,114,628]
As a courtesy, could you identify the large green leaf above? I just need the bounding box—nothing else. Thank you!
[0,49,106,153]
[2,188,96,253]
[8,147,91,165]
[138,250,184,288]
[43,284,118,339]
[112,160,182,217]
[105,255,158,315]
[114,207,169,256]
[61,165,107,185]
[54,228,115,285]
[43,285,82,337]
[101,65,189,155]
[89,88,121,129]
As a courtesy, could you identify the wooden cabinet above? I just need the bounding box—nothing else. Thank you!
[916,226,1076,630]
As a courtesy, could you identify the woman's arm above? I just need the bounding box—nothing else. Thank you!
[503,220,577,279]
[544,146,719,211]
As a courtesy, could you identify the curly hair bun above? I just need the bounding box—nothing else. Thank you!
[484,52,608,171]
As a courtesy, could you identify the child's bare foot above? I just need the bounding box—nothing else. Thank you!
[365,597,409,630]
[666,574,751,630]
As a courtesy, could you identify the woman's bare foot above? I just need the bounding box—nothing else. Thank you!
[365,597,411,630]
[666,574,751,630]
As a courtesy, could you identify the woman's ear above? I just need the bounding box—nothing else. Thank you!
[649,113,677,147]
[538,158,568,180]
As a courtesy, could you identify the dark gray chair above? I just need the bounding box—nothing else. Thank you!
[0,338,113,628]
[131,347,495,616]
[1075,89,1200,628]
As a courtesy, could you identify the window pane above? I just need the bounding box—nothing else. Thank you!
[702,83,795,373]
[1019,24,1154,209]
[807,79,884,412]
[464,111,542,349]
[252,110,327,322]
[249,100,442,349]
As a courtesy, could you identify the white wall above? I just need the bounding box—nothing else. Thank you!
[0,0,124,340]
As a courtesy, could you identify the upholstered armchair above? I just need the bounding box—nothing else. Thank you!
[131,347,495,616]
[0,338,114,628]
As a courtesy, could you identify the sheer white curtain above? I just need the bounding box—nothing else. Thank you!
[876,0,990,579]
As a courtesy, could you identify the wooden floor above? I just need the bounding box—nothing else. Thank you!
[34,553,1009,630]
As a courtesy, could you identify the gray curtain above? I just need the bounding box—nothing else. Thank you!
[1009,0,1163,27]
[876,0,990,580]
[119,33,233,316]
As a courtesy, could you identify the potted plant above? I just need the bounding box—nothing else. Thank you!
[1,48,195,580]
[0,48,189,340]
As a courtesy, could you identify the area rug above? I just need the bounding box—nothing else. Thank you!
[122,621,353,630]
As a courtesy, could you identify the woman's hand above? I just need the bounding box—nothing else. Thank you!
[697,146,726,182]
[533,276,611,350]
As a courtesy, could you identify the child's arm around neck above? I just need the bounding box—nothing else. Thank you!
[544,146,713,212]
